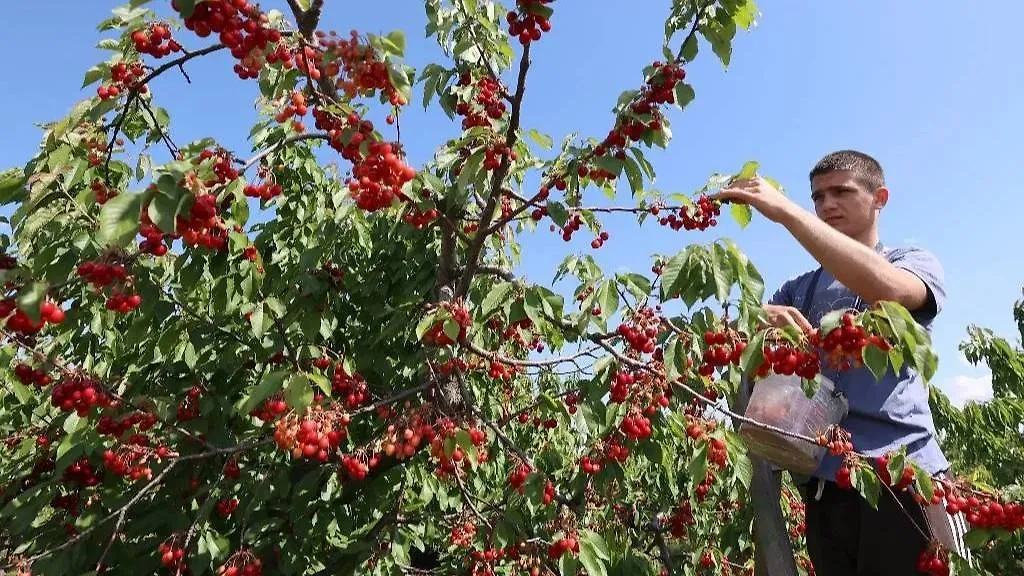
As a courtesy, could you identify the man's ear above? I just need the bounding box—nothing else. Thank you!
[873,186,889,210]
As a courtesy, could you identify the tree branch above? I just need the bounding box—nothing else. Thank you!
[455,43,531,298]
[10,439,267,569]
[240,132,331,172]
[103,43,227,181]
[459,336,602,368]
[454,264,514,281]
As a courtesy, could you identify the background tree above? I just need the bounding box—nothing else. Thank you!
[929,291,1024,574]
[0,1,1017,576]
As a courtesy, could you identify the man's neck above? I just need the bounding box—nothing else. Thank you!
[850,228,880,249]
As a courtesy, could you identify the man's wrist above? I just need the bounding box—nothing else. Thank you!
[775,200,813,231]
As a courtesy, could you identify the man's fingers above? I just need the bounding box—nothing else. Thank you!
[711,188,752,203]
[784,309,814,333]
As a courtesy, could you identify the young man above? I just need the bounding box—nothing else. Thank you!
[714,150,971,575]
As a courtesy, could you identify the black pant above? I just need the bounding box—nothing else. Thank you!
[799,479,932,576]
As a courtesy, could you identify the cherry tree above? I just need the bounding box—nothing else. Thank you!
[0,1,1018,575]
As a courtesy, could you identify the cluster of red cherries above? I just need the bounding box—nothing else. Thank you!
[455,74,507,130]
[158,538,188,573]
[131,22,182,58]
[273,404,351,462]
[546,535,579,560]
[324,29,408,106]
[0,297,65,335]
[216,549,263,576]
[90,179,119,204]
[77,259,142,314]
[508,462,532,493]
[50,373,112,416]
[380,410,436,461]
[505,0,553,45]
[429,419,489,478]
[97,61,148,100]
[697,329,747,376]
[652,195,722,232]
[615,305,662,354]
[13,363,52,387]
[593,60,685,160]
[420,302,472,347]
[176,0,283,79]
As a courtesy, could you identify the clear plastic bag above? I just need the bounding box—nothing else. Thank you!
[737,373,849,475]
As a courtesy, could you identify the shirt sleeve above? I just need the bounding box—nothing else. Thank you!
[889,247,946,322]
[768,278,794,307]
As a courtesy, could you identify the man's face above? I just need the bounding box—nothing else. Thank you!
[810,170,884,238]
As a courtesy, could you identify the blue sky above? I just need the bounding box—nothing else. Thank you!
[1,1,1021,407]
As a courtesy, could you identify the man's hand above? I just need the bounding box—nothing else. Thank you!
[712,176,798,223]
[762,304,814,333]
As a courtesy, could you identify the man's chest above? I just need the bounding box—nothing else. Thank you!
[790,272,868,325]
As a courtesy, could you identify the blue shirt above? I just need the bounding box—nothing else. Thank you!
[769,243,950,481]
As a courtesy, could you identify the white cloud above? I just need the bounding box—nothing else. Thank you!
[940,373,994,408]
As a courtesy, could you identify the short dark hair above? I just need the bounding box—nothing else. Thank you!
[809,149,885,192]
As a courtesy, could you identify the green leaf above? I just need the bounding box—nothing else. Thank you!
[526,129,553,149]
[83,66,105,88]
[11,381,34,404]
[735,160,759,180]
[732,451,753,490]
[480,281,514,320]
[578,530,610,576]
[739,330,766,376]
[664,338,689,384]
[852,466,881,509]
[819,309,846,336]
[98,192,144,247]
[885,450,906,486]
[237,370,289,416]
[308,373,332,396]
[545,201,568,228]
[963,528,992,549]
[862,344,889,381]
[16,282,48,324]
[912,463,935,502]
[415,311,440,341]
[456,149,485,197]
[249,302,266,339]
[688,442,708,493]
[442,318,460,342]
[174,0,197,18]
[616,272,652,300]
[730,203,752,229]
[623,155,643,195]
[559,554,580,576]
[658,252,687,301]
[384,30,406,55]
[709,242,735,303]
[149,175,190,234]
[674,82,696,111]
[284,372,313,412]
[596,280,619,321]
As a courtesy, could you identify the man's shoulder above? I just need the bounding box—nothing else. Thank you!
[883,243,943,264]
[778,267,821,291]
[883,243,946,278]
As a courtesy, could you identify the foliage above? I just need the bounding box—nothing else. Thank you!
[0,1,1017,575]
[929,291,1024,574]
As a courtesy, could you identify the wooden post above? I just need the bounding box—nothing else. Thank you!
[733,377,799,576]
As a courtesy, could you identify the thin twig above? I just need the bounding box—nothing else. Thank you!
[459,336,601,368]
[8,439,269,569]
[240,132,331,172]
[103,43,227,181]
[455,42,531,298]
